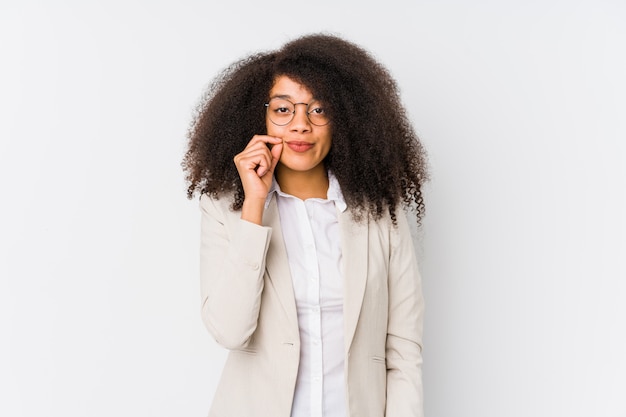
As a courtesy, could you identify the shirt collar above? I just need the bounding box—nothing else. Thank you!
[265,171,347,212]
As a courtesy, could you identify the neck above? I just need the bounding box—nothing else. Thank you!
[275,164,329,200]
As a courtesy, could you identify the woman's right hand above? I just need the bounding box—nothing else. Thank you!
[233,135,283,224]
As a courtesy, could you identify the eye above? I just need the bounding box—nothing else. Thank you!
[275,106,291,114]
[309,105,325,115]
[268,98,294,115]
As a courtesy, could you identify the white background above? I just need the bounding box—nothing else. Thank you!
[1,1,625,416]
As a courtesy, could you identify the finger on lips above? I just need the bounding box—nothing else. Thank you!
[235,135,283,178]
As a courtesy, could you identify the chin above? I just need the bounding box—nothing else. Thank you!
[278,159,323,173]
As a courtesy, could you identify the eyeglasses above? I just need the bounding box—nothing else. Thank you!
[264,97,330,126]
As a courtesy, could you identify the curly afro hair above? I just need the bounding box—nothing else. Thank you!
[183,33,429,224]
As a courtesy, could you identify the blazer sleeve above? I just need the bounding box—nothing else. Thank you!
[199,194,272,350]
[385,211,425,417]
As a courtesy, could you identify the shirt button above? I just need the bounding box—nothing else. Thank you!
[312,306,320,313]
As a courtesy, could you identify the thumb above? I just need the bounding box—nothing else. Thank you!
[268,142,283,173]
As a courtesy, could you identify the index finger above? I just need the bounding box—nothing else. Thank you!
[245,135,283,149]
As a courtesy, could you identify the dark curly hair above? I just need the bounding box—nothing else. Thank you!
[183,33,429,224]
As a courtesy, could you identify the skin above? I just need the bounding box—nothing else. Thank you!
[233,76,332,225]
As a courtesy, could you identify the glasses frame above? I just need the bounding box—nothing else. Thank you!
[264,97,330,127]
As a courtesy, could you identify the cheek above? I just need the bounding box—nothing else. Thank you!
[266,118,282,137]
[320,133,333,156]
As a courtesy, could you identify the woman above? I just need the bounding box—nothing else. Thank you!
[183,34,429,417]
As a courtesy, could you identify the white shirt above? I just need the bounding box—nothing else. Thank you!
[266,173,348,417]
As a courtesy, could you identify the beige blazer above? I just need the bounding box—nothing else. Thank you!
[199,193,424,417]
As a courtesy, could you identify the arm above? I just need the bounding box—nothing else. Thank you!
[385,211,425,417]
[200,135,283,349]
[199,194,272,349]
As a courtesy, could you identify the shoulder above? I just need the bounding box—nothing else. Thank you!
[365,207,411,232]
[199,193,239,221]
[370,207,415,250]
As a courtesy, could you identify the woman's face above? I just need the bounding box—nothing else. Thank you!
[266,76,332,175]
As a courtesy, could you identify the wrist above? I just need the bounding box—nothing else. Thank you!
[241,198,266,225]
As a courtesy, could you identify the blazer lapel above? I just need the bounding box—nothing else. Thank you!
[339,209,369,354]
[263,197,299,335]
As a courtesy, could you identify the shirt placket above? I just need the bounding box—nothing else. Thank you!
[300,200,323,417]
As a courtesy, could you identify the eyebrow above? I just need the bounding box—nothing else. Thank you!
[269,94,318,101]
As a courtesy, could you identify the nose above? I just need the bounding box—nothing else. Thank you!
[289,103,312,132]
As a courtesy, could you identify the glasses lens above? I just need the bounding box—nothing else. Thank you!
[267,98,295,126]
[307,101,329,126]
[265,98,330,126]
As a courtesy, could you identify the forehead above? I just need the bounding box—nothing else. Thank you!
[269,75,314,100]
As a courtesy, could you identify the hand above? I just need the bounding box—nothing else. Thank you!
[233,135,283,223]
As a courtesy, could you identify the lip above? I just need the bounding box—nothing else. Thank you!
[285,141,314,153]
